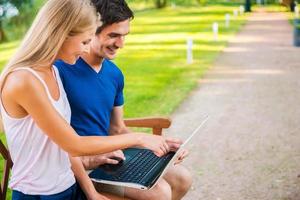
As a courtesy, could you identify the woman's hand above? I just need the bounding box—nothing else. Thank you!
[138,134,170,157]
[165,137,182,152]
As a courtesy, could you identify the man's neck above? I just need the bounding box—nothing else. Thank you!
[81,53,104,73]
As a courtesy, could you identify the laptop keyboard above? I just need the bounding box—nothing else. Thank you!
[110,149,174,184]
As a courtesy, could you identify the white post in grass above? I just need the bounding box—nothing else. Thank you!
[171,2,176,9]
[186,38,193,64]
[256,0,262,5]
[233,9,238,18]
[213,22,219,41]
[225,14,230,28]
[295,6,299,18]
[239,5,245,15]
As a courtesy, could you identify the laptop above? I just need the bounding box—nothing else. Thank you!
[89,116,209,190]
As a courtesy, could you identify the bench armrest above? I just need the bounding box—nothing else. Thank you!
[124,117,172,135]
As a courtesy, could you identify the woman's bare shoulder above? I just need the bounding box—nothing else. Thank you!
[2,69,44,98]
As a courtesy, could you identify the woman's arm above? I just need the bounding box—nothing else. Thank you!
[2,71,168,157]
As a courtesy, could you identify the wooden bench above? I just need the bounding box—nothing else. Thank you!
[0,117,171,200]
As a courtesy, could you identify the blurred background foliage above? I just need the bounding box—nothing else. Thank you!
[0,0,286,43]
[0,0,44,41]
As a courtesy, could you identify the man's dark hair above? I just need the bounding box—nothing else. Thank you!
[91,0,134,34]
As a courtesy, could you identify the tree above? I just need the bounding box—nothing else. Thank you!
[245,0,251,12]
[155,0,167,8]
[0,1,9,41]
[0,0,33,42]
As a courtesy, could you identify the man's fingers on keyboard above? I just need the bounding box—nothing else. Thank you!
[115,150,125,157]
[112,151,126,160]
[106,158,120,164]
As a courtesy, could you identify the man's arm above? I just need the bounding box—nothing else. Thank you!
[109,106,131,135]
[80,106,127,170]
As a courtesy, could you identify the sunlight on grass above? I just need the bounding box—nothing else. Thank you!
[0,5,248,118]
[0,49,17,62]
[114,6,247,117]
[0,41,20,70]
[0,40,20,51]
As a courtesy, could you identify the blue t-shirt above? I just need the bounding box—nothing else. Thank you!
[55,57,124,136]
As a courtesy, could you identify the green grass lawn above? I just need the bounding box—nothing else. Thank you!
[118,5,247,117]
[0,5,248,118]
[0,3,249,199]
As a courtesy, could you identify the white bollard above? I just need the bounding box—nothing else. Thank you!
[225,14,230,28]
[212,22,219,41]
[233,9,238,18]
[239,5,245,14]
[186,38,193,64]
[295,6,299,18]
[171,3,176,9]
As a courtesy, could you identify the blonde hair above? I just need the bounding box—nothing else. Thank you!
[0,0,99,86]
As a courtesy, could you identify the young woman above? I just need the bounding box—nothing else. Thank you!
[0,0,174,199]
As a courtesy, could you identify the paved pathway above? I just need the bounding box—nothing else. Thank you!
[166,11,300,200]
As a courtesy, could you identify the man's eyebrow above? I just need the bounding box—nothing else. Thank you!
[109,32,129,36]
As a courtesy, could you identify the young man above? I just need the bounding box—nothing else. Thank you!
[56,0,192,199]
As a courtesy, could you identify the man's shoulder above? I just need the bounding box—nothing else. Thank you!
[103,59,118,67]
[54,60,72,73]
[103,59,123,75]
[54,60,66,70]
[54,59,83,74]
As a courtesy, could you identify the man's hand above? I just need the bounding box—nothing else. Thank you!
[174,149,189,165]
[81,150,125,169]
[94,150,125,165]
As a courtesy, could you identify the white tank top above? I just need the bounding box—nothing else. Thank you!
[0,66,75,195]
